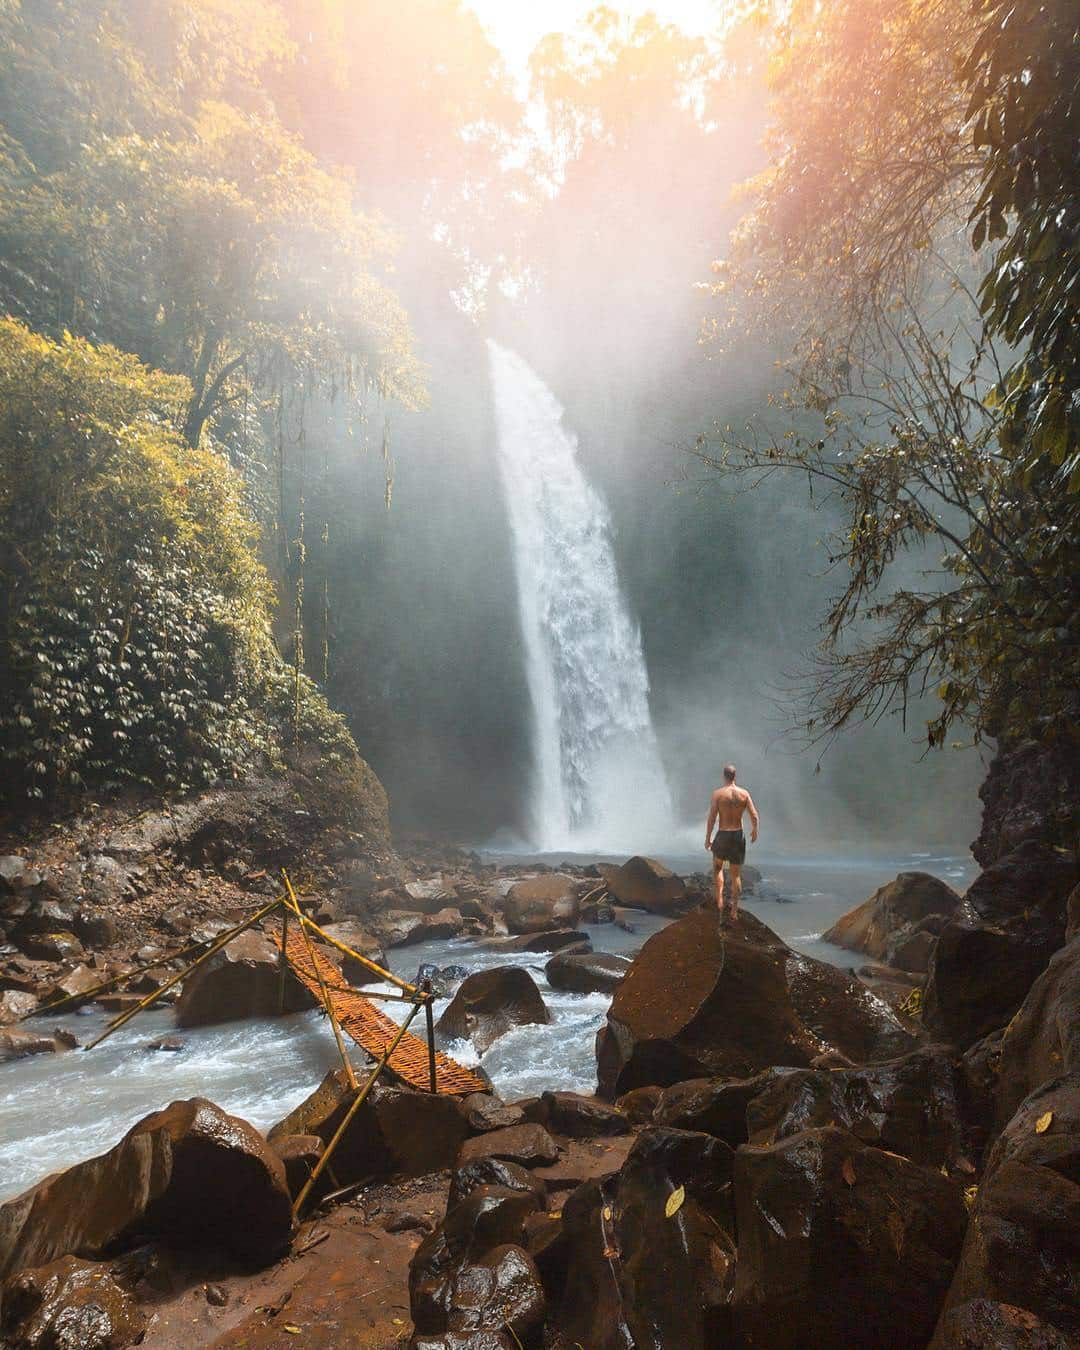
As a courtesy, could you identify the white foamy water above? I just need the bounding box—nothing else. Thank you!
[487,341,675,853]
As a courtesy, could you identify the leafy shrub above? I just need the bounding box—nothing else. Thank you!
[0,318,354,803]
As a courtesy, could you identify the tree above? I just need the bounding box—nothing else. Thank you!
[702,0,1078,757]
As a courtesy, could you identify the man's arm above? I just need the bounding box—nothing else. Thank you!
[705,793,718,849]
[745,792,759,843]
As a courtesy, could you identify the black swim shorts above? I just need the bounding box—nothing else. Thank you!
[711,829,746,864]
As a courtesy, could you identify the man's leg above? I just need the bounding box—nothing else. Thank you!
[712,855,724,914]
[728,863,742,918]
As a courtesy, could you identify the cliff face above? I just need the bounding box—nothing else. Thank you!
[972,734,1080,867]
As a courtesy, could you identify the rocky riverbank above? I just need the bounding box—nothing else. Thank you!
[0,772,1076,1348]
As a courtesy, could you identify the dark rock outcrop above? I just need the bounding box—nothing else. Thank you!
[653,1071,778,1147]
[533,1091,631,1139]
[545,950,630,994]
[597,855,688,914]
[597,908,918,1099]
[448,1158,548,1212]
[553,1126,736,1350]
[175,929,316,1027]
[924,842,1076,1049]
[733,1126,967,1348]
[973,735,1079,868]
[824,871,961,972]
[0,1255,146,1350]
[934,1299,1076,1348]
[0,1097,292,1281]
[933,1073,1080,1345]
[436,966,551,1054]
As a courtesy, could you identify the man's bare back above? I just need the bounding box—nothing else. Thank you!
[705,764,759,926]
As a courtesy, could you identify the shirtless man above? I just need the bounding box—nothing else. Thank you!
[705,764,759,927]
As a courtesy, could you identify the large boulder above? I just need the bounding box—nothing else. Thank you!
[733,1126,967,1348]
[545,950,630,995]
[396,877,459,914]
[437,967,551,1054]
[267,1070,469,1183]
[502,875,580,935]
[0,1097,293,1280]
[993,936,1080,1134]
[175,929,316,1027]
[824,872,961,972]
[457,1124,560,1169]
[0,1255,147,1350]
[596,908,919,1099]
[933,1073,1080,1345]
[316,921,387,987]
[924,842,1076,1049]
[744,1047,971,1170]
[553,1126,736,1350]
[597,856,688,914]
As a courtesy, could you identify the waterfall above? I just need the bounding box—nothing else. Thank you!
[487,340,675,852]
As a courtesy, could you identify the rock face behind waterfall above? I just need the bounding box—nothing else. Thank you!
[596,908,918,1099]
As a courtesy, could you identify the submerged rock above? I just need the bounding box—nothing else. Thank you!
[733,1125,967,1348]
[596,908,919,1099]
[437,966,551,1054]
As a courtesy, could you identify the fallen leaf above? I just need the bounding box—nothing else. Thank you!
[392,1319,404,1327]
[548,1211,562,1220]
[665,1184,686,1218]
[602,1246,619,1259]
[283,1327,301,1336]
[841,1157,856,1186]
[963,1185,978,1211]
[602,1205,613,1222]
[1035,1110,1053,1134]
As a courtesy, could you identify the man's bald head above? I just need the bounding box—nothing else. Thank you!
[723,763,737,782]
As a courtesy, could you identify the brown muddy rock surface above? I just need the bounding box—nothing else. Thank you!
[0,1097,292,1282]
[174,929,316,1027]
[924,841,1077,1049]
[553,1126,736,1350]
[935,1073,1080,1344]
[458,1124,560,1169]
[993,936,1080,1133]
[597,854,688,914]
[745,1046,972,1170]
[824,870,961,972]
[934,1299,1077,1348]
[734,1125,967,1349]
[436,966,551,1054]
[597,907,918,1099]
[545,948,630,993]
[502,874,580,934]
[0,1253,147,1349]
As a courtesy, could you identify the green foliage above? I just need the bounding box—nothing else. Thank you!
[0,318,357,804]
[965,0,1080,492]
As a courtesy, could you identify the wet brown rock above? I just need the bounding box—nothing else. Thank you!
[72,910,119,950]
[271,1134,324,1200]
[461,1094,526,1133]
[458,1124,559,1168]
[614,1084,662,1124]
[535,1091,631,1139]
[934,1073,1080,1343]
[733,1126,967,1349]
[993,936,1080,1133]
[0,1255,146,1350]
[554,1126,736,1350]
[411,1334,513,1350]
[46,964,101,1006]
[934,1299,1076,1348]
[175,929,316,1027]
[411,1242,545,1341]
[924,841,1077,1049]
[317,921,387,986]
[0,1097,292,1280]
[437,967,551,1054]
[824,871,961,971]
[503,874,580,934]
[397,877,458,914]
[18,932,83,963]
[448,1159,548,1212]
[0,1028,64,1062]
[597,855,688,915]
[653,1071,780,1147]
[745,1047,971,1169]
[597,908,918,1099]
[545,949,630,994]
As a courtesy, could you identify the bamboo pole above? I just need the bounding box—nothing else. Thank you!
[83,896,285,1051]
[277,903,291,1015]
[294,912,416,994]
[422,980,437,1094]
[292,1002,422,1218]
[282,872,356,1090]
